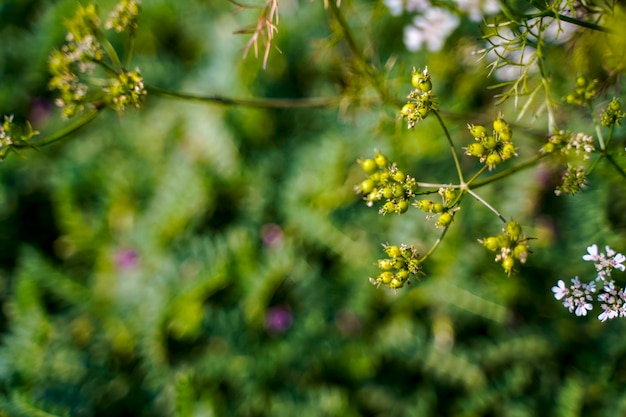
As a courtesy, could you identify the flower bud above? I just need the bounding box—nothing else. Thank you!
[374,153,389,168]
[506,221,522,240]
[359,158,377,173]
[482,237,499,251]
[436,212,453,228]
[466,142,485,157]
[377,259,394,270]
[468,124,487,138]
[385,245,401,258]
[502,256,515,274]
[396,199,409,213]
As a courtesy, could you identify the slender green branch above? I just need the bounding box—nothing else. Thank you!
[524,11,611,33]
[24,110,101,149]
[125,28,137,69]
[467,189,507,223]
[146,85,340,109]
[466,165,489,187]
[432,110,465,184]
[101,37,122,70]
[419,222,451,261]
[472,153,547,189]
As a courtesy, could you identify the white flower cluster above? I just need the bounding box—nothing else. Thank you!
[552,244,626,321]
[383,0,499,52]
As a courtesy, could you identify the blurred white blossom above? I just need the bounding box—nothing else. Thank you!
[404,8,460,52]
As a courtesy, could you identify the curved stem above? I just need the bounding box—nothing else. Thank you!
[125,28,137,69]
[145,85,340,109]
[419,222,451,262]
[523,11,611,33]
[101,38,122,71]
[467,189,507,223]
[465,165,489,187]
[24,110,101,149]
[471,153,547,189]
[432,110,465,184]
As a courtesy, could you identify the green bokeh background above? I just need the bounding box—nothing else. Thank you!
[0,0,626,416]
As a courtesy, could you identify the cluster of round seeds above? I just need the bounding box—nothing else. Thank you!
[479,220,531,275]
[414,187,457,228]
[356,151,418,215]
[465,115,516,170]
[601,98,624,127]
[369,244,422,290]
[565,76,598,106]
[400,67,437,129]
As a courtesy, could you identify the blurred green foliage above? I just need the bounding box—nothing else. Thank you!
[0,0,625,416]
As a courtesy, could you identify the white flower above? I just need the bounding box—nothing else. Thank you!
[552,279,568,300]
[582,244,599,262]
[454,0,500,21]
[383,0,403,16]
[597,281,626,321]
[555,277,595,316]
[404,8,460,52]
[583,244,626,280]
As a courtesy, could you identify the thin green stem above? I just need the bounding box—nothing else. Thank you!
[24,110,101,149]
[432,110,465,184]
[466,165,489,187]
[467,189,507,223]
[101,38,122,71]
[125,28,136,69]
[472,153,547,189]
[522,11,611,33]
[146,85,340,109]
[419,222,451,262]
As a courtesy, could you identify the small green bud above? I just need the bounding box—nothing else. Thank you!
[396,199,409,213]
[360,158,377,173]
[401,103,416,116]
[443,188,456,201]
[385,245,401,258]
[415,200,433,212]
[379,271,394,284]
[513,244,529,263]
[378,259,394,270]
[501,143,517,160]
[374,153,389,168]
[396,270,410,282]
[493,116,510,137]
[382,187,393,199]
[392,184,405,198]
[466,142,485,157]
[609,98,621,112]
[431,202,444,214]
[469,124,487,138]
[381,201,395,214]
[436,212,453,228]
[359,179,375,194]
[506,221,522,240]
[497,234,511,248]
[482,135,498,150]
[482,237,499,251]
[485,152,502,169]
[502,256,515,274]
[393,170,405,183]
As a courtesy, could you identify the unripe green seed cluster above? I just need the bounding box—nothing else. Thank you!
[401,67,437,129]
[369,244,422,290]
[356,151,418,214]
[465,114,516,170]
[565,76,598,105]
[601,98,625,127]
[414,187,457,228]
[479,220,531,275]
